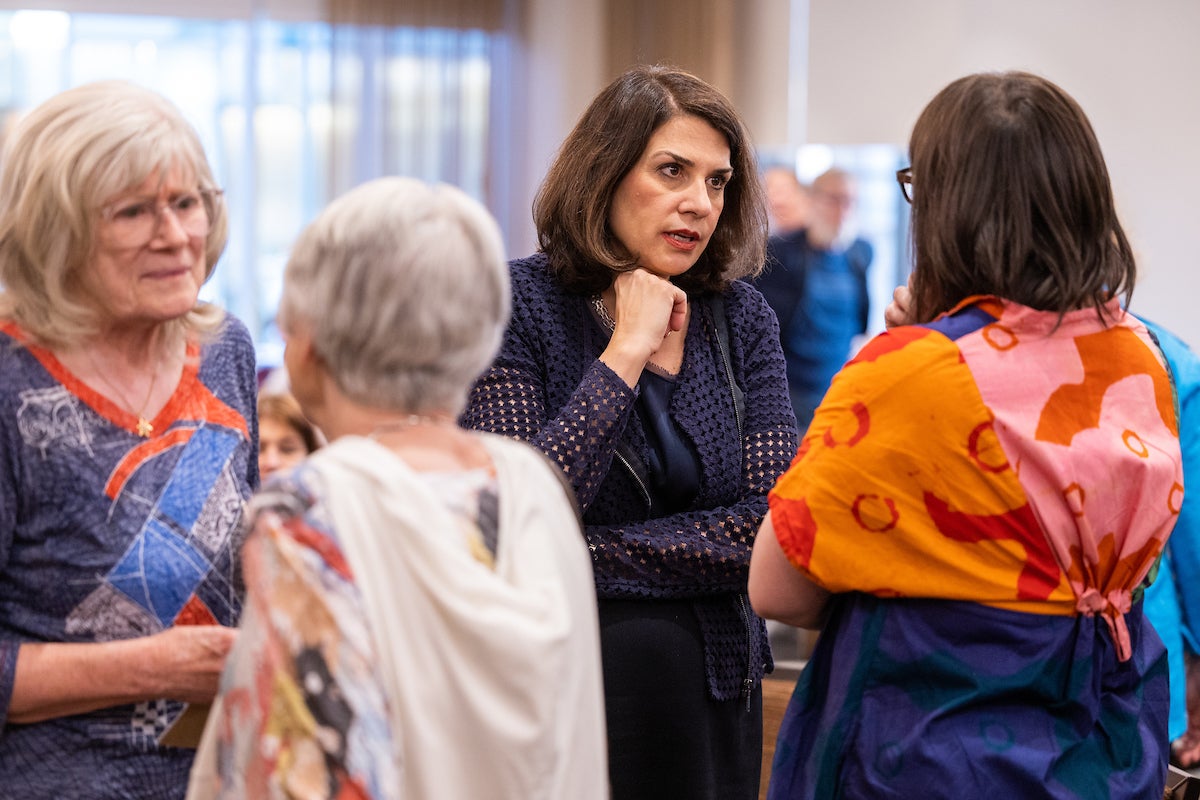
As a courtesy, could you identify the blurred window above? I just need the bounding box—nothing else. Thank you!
[0,8,501,367]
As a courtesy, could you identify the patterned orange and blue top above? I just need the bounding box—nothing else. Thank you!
[771,296,1180,653]
[0,318,258,799]
[766,297,1183,798]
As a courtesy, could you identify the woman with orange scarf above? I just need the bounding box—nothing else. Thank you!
[751,71,1182,799]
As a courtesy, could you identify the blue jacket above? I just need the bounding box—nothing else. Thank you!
[1142,319,1200,740]
[464,254,799,699]
[755,229,872,425]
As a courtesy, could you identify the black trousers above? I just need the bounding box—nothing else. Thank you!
[599,598,763,800]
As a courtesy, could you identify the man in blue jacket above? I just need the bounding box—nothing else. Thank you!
[754,167,872,431]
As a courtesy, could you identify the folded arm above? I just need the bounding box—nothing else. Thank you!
[586,420,794,598]
[466,285,798,598]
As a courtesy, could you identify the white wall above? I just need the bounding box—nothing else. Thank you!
[730,0,795,149]
[806,0,1200,347]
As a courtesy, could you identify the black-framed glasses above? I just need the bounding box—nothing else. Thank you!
[896,167,913,204]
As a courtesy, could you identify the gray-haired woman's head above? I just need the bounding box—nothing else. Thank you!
[279,177,509,416]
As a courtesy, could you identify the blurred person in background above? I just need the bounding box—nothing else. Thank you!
[755,166,872,432]
[0,81,257,798]
[763,164,810,235]
[1140,319,1200,770]
[256,391,320,480]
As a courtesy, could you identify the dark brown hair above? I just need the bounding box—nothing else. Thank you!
[533,64,768,295]
[906,71,1135,323]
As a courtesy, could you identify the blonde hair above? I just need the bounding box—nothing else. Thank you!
[0,81,229,348]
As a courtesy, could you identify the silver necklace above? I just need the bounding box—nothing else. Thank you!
[367,414,453,440]
[589,294,616,331]
[588,294,680,375]
[590,294,675,339]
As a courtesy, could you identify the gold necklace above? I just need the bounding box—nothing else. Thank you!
[85,351,159,438]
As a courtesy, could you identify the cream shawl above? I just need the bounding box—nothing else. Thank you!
[190,433,608,799]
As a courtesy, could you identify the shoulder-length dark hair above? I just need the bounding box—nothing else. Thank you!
[533,64,768,295]
[906,71,1135,324]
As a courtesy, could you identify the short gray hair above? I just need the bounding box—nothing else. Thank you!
[0,80,227,348]
[280,177,510,416]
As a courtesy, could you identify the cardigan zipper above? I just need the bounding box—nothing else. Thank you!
[736,592,756,712]
[713,312,743,442]
[614,450,652,511]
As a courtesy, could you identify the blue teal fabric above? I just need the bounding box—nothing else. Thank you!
[768,594,1169,799]
[1142,319,1200,740]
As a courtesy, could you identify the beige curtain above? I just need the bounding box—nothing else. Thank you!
[327,0,506,30]
[321,0,508,201]
[605,0,739,94]
[604,0,791,151]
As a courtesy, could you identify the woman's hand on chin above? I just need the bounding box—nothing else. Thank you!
[599,268,688,386]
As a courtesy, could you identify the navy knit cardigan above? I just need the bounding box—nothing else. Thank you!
[464,254,800,700]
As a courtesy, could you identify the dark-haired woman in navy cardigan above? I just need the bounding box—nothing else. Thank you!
[464,65,798,800]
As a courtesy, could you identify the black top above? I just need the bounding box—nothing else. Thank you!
[636,369,701,516]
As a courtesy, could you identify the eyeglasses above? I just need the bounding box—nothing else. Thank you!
[896,167,913,204]
[100,188,223,245]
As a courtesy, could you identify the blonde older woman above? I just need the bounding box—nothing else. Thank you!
[0,82,258,797]
[190,177,607,800]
